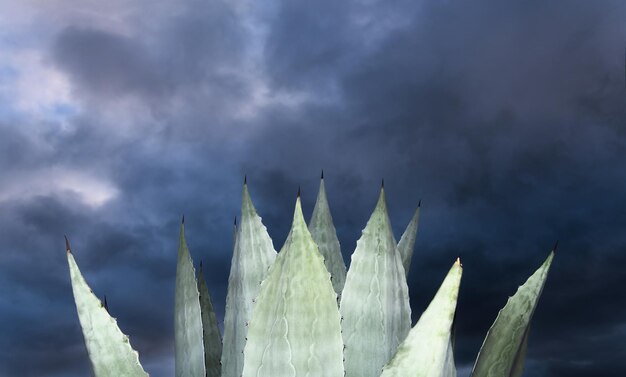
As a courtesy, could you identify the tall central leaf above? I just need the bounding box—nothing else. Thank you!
[242,195,344,377]
[221,183,277,377]
[340,188,411,377]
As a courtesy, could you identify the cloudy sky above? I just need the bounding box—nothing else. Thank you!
[0,0,625,376]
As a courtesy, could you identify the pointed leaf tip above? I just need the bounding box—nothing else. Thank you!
[321,169,324,179]
[181,215,185,224]
[244,175,247,185]
[297,186,301,198]
[456,257,462,266]
[418,199,421,207]
[381,178,385,188]
[553,240,559,252]
[64,235,71,253]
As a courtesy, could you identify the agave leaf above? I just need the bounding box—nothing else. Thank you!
[221,183,277,377]
[470,251,554,377]
[340,188,411,377]
[242,195,344,377]
[380,259,462,377]
[66,239,148,377]
[396,204,420,276]
[510,326,530,377]
[175,221,206,377]
[198,263,222,377]
[443,339,457,377]
[308,174,347,299]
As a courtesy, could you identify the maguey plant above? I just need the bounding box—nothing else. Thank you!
[66,174,555,377]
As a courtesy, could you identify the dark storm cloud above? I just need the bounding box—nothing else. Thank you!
[1,0,625,376]
[51,0,248,103]
[53,26,169,98]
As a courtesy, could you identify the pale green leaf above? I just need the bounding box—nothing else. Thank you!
[397,204,420,276]
[175,221,206,377]
[470,252,554,377]
[443,339,457,377]
[198,263,222,377]
[221,183,277,377]
[242,196,344,377]
[380,259,462,377]
[340,188,411,377]
[510,326,530,377]
[66,241,148,377]
[308,174,346,299]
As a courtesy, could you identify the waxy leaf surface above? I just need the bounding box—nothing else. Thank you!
[198,264,222,377]
[67,247,148,377]
[340,189,411,377]
[175,222,206,377]
[380,260,462,377]
[222,184,277,377]
[308,177,346,299]
[397,205,420,276]
[242,197,344,377]
[471,252,554,377]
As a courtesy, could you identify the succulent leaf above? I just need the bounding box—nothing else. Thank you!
[397,205,420,276]
[340,188,411,377]
[221,184,277,377]
[66,242,148,377]
[198,263,222,377]
[470,252,554,377]
[510,326,529,377]
[175,221,206,377]
[308,175,347,299]
[242,196,344,377]
[443,339,457,377]
[380,259,462,377]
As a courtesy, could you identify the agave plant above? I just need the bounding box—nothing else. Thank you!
[66,174,555,377]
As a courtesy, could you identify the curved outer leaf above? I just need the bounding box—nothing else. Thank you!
[308,175,346,299]
[198,263,222,377]
[221,184,277,377]
[471,252,554,377]
[380,259,462,377]
[397,205,420,276]
[242,196,344,377]
[175,221,206,377]
[340,188,411,377]
[66,242,148,377]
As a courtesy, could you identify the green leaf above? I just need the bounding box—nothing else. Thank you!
[470,251,555,377]
[340,188,411,377]
[510,326,530,377]
[397,204,420,276]
[175,221,206,377]
[222,183,277,377]
[242,195,344,377]
[66,239,148,377]
[380,259,462,377]
[443,339,457,377]
[198,263,222,377]
[308,174,346,299]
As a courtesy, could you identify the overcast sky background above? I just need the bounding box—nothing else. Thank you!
[0,0,625,376]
